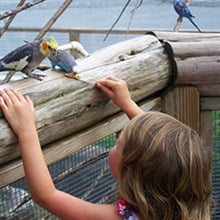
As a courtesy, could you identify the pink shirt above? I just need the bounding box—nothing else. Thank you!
[116,197,139,220]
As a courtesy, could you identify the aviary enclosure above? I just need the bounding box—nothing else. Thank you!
[0,27,219,220]
[0,1,220,219]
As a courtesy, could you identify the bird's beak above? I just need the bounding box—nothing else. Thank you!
[52,49,57,56]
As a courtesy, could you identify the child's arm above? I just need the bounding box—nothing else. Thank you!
[0,89,119,220]
[0,89,55,201]
[0,89,59,207]
[96,76,144,119]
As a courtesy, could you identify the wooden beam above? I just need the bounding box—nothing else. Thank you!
[175,56,220,85]
[163,86,200,133]
[200,111,212,146]
[201,97,220,110]
[197,84,220,97]
[0,98,161,188]
[170,41,220,59]
[0,34,172,165]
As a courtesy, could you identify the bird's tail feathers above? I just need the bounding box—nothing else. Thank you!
[188,17,202,32]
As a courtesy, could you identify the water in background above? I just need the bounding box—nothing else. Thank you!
[0,0,220,49]
[0,0,220,79]
[1,0,220,29]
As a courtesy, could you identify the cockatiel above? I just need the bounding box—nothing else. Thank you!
[0,37,58,81]
[48,49,80,80]
[173,0,201,32]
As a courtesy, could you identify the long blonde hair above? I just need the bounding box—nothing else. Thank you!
[118,112,212,220]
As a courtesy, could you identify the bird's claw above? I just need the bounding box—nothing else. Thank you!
[28,73,46,81]
[65,73,80,80]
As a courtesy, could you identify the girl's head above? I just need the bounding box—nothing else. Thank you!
[116,112,212,220]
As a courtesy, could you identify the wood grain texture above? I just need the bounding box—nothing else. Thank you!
[0,34,171,165]
[0,97,161,188]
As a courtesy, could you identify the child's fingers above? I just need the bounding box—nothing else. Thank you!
[1,89,28,105]
[97,78,118,89]
[96,82,113,97]
[97,76,120,85]
[9,89,34,108]
[25,95,34,110]
[0,96,8,112]
[10,89,25,102]
[0,89,13,107]
[106,75,118,81]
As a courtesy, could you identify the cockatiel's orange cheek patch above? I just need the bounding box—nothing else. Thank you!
[42,43,48,50]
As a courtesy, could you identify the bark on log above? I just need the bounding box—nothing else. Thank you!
[0,98,161,188]
[154,31,220,42]
[175,56,220,85]
[197,84,220,97]
[153,31,220,93]
[0,34,173,165]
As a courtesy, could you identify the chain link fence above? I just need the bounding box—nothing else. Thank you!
[212,111,220,219]
[0,134,117,219]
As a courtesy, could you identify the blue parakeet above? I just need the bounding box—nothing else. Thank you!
[48,49,80,80]
[173,0,201,32]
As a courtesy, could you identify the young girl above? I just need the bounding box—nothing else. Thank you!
[0,76,212,220]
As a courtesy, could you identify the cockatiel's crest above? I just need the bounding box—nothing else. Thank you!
[40,37,58,56]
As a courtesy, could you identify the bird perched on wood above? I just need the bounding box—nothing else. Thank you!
[173,0,201,32]
[0,37,58,82]
[48,49,80,80]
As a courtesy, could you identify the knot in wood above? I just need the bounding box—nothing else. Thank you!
[118,53,132,61]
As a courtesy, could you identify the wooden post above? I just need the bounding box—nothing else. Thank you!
[200,111,212,146]
[163,86,200,133]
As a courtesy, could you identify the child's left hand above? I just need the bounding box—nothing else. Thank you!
[0,88,35,137]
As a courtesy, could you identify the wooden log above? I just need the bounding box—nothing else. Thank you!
[153,31,220,88]
[200,111,212,147]
[171,43,220,86]
[154,31,220,42]
[197,84,220,97]
[0,34,172,165]
[170,41,220,58]
[0,97,161,188]
[201,97,220,110]
[175,56,220,85]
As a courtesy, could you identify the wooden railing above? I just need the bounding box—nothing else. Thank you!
[0,28,220,188]
[7,27,148,40]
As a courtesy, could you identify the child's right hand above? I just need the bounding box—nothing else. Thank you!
[96,76,132,109]
[96,76,143,119]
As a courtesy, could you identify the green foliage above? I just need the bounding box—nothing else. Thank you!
[95,133,117,149]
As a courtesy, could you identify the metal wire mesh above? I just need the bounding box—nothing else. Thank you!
[0,112,220,219]
[0,133,117,219]
[212,111,220,220]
